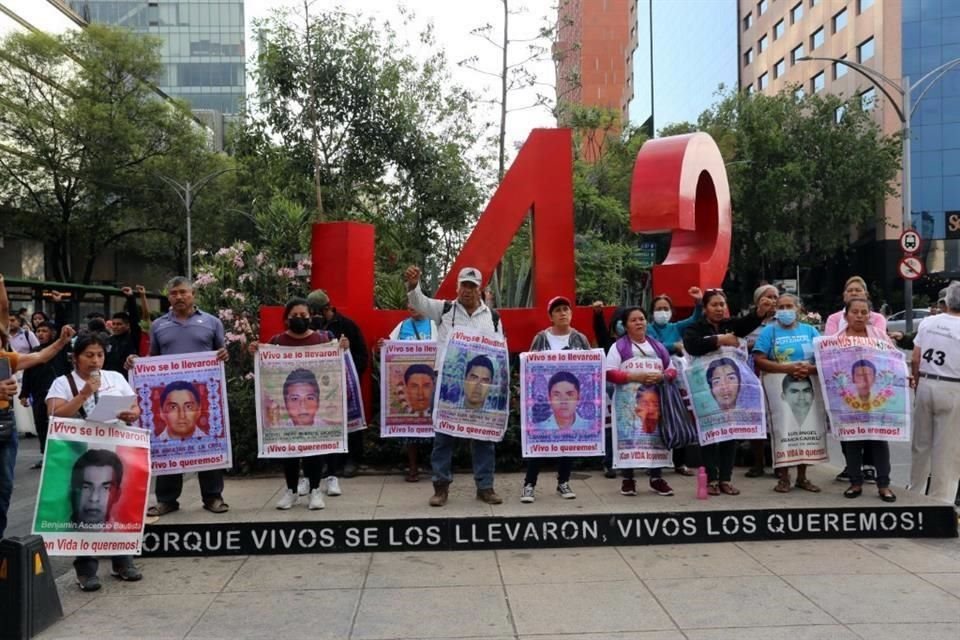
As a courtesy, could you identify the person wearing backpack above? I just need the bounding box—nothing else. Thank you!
[404,265,504,507]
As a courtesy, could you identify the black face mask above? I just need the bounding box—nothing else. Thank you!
[288,317,311,334]
[309,315,325,331]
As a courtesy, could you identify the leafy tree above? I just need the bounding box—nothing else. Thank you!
[0,25,218,283]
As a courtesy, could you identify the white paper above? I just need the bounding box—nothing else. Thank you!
[87,394,136,422]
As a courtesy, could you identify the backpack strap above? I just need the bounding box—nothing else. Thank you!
[66,374,87,419]
[442,300,500,334]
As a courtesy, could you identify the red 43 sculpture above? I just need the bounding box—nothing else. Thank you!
[261,127,731,363]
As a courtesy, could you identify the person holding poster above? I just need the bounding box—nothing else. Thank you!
[683,289,773,495]
[404,264,505,507]
[743,284,779,479]
[825,298,898,502]
[127,276,230,517]
[648,287,703,477]
[46,331,143,591]
[605,307,676,497]
[752,293,826,494]
[250,297,348,510]
[378,304,437,482]
[520,296,596,503]
[910,283,960,506]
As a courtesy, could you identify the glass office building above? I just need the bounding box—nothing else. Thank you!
[69,1,245,114]
[903,0,960,274]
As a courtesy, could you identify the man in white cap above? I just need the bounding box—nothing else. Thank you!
[403,264,504,506]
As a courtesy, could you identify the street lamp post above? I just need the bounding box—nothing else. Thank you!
[158,168,236,281]
[798,55,960,333]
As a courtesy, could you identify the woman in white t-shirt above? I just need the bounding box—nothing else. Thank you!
[909,283,960,506]
[46,331,142,592]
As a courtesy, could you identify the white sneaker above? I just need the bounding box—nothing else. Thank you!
[556,482,577,499]
[308,488,325,510]
[325,476,342,496]
[520,483,536,503]
[275,489,297,510]
[297,477,309,496]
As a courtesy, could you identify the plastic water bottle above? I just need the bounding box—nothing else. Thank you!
[696,466,708,500]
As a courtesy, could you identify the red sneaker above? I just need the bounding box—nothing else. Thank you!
[649,477,675,496]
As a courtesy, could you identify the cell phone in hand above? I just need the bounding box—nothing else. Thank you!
[0,356,11,381]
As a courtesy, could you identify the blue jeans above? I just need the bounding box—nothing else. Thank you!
[430,432,495,489]
[0,428,18,538]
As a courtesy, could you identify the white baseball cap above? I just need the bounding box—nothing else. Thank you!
[457,267,482,286]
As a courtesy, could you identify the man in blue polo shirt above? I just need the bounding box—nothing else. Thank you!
[127,276,230,517]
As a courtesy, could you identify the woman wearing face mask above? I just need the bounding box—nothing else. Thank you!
[648,288,704,477]
[683,289,775,495]
[824,276,885,483]
[752,293,822,493]
[743,284,780,478]
[834,298,896,502]
[593,302,630,477]
[249,297,348,511]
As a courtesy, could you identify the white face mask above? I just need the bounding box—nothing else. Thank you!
[653,310,672,325]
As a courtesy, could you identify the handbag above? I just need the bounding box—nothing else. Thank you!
[658,380,698,449]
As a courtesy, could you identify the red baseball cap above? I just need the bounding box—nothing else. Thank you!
[547,296,572,314]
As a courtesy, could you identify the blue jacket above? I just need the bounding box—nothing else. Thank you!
[647,304,703,354]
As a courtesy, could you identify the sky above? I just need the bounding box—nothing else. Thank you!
[243,0,558,159]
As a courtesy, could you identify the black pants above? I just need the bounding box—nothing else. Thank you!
[284,456,324,491]
[603,429,613,469]
[156,470,224,507]
[701,440,737,483]
[333,430,365,471]
[622,467,663,480]
[840,441,875,468]
[672,447,687,469]
[842,440,891,488]
[31,400,49,453]
[524,458,573,486]
[74,555,133,579]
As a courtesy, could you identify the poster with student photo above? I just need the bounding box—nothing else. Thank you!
[611,357,671,469]
[814,335,911,442]
[434,327,509,442]
[519,349,604,458]
[380,340,438,438]
[254,343,348,458]
[33,418,150,556]
[762,373,828,468]
[344,351,366,433]
[681,346,766,445]
[128,352,232,475]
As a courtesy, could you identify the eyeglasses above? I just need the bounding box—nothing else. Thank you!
[704,288,725,296]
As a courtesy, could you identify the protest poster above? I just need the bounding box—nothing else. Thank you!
[380,340,438,438]
[762,373,828,468]
[254,343,348,458]
[519,349,605,458]
[33,418,150,556]
[681,346,766,445]
[813,335,911,442]
[434,327,509,441]
[129,352,232,475]
[610,356,671,468]
[344,352,366,433]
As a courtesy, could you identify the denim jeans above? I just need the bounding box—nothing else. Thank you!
[431,432,495,489]
[0,428,17,538]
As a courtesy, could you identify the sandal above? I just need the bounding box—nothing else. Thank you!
[674,466,696,477]
[718,482,740,495]
[146,502,179,517]
[878,488,897,503]
[774,478,792,493]
[843,485,863,499]
[795,478,821,493]
[744,466,765,478]
[202,498,230,513]
[707,482,720,496]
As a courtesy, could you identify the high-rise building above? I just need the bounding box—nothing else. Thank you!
[69,1,245,115]
[630,0,739,134]
[739,0,960,287]
[556,0,639,128]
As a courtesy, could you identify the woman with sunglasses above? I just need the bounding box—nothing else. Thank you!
[683,289,775,495]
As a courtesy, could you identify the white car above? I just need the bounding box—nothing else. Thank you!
[885,309,931,334]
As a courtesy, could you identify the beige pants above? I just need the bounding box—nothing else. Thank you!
[910,377,960,504]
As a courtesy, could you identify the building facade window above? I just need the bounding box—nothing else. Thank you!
[774,58,786,78]
[858,0,875,12]
[758,34,768,53]
[746,83,755,94]
[791,43,805,64]
[774,19,785,40]
[744,48,754,66]
[812,71,825,93]
[811,27,825,51]
[795,87,805,101]
[858,37,875,62]
[835,105,846,123]
[743,12,753,31]
[758,0,768,16]
[861,87,876,110]
[833,8,847,33]
[758,72,769,90]
[791,2,804,23]
[834,58,849,79]
[810,0,820,6]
